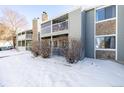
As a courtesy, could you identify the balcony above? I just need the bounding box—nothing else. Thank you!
[17,34,32,40]
[40,20,68,37]
[41,25,51,34]
[26,34,32,40]
[17,34,26,40]
[52,20,68,32]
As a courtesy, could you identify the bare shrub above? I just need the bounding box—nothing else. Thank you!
[31,41,40,57]
[31,40,51,58]
[40,40,51,58]
[63,38,83,64]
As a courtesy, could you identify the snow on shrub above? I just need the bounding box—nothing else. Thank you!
[62,39,83,64]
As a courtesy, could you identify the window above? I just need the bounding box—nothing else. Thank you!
[18,33,21,36]
[18,41,21,46]
[53,40,58,47]
[61,40,68,48]
[96,5,116,21]
[96,36,115,49]
[26,40,32,46]
[105,5,116,19]
[22,41,25,46]
[96,8,105,21]
[22,32,25,35]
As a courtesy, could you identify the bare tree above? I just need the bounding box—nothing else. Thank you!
[0,8,28,48]
[0,23,12,41]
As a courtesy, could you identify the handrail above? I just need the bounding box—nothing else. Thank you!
[52,20,68,26]
[52,20,68,32]
[41,20,68,29]
[41,20,68,34]
[41,25,51,30]
[26,34,32,39]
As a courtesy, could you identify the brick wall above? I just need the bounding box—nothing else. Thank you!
[96,50,115,60]
[96,20,116,35]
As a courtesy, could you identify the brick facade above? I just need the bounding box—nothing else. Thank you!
[96,50,115,60]
[32,19,38,42]
[96,20,116,35]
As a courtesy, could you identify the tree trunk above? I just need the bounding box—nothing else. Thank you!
[13,36,16,48]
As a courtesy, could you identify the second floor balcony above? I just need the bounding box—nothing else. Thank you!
[41,20,68,35]
[52,20,68,32]
[18,33,32,40]
[26,34,32,40]
[41,25,51,34]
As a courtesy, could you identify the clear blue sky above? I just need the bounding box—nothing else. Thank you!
[0,5,74,29]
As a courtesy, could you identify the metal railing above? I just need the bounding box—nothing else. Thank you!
[41,25,51,34]
[26,34,32,39]
[52,20,68,32]
[41,20,68,34]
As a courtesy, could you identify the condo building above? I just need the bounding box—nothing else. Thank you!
[85,5,124,62]
[32,8,84,57]
[20,5,124,62]
[16,29,32,51]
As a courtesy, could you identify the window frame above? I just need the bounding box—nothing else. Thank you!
[96,8,105,21]
[53,40,58,48]
[22,40,25,46]
[96,5,116,22]
[95,35,116,50]
[105,5,116,19]
[18,41,21,46]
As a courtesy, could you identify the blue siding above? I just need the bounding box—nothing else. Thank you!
[85,9,95,58]
[118,5,124,62]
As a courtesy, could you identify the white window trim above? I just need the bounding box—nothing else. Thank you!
[96,48,116,51]
[96,5,112,10]
[96,34,116,37]
[115,5,118,60]
[96,17,116,23]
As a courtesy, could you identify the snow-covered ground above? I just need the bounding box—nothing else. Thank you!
[0,50,124,87]
[0,49,27,58]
